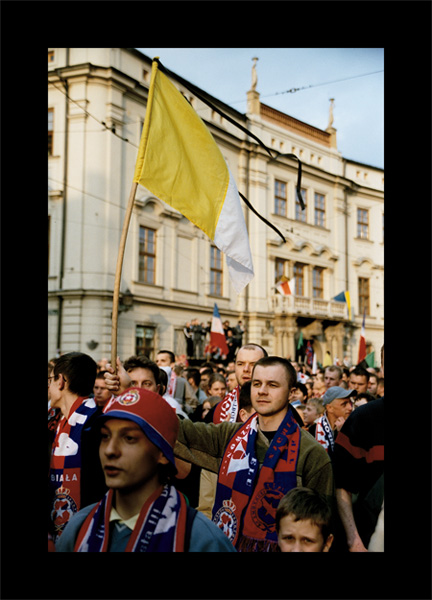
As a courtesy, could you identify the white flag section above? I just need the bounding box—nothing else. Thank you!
[213,166,254,294]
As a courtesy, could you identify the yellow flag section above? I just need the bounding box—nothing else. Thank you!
[133,59,254,294]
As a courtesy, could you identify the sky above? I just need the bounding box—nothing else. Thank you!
[136,48,384,169]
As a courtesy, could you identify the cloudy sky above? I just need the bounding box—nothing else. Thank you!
[136,47,384,169]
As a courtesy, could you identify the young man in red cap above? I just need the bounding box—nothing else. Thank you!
[55,388,235,552]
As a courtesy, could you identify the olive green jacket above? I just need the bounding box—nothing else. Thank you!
[174,419,334,499]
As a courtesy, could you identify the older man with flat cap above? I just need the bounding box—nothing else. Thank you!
[307,386,356,460]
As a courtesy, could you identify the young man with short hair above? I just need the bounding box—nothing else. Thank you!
[324,365,343,389]
[349,366,369,393]
[93,371,112,408]
[55,388,235,552]
[48,352,107,541]
[175,356,333,551]
[212,343,267,423]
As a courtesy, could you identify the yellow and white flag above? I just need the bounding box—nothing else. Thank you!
[133,59,254,294]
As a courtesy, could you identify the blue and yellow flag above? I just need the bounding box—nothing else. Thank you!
[333,291,352,320]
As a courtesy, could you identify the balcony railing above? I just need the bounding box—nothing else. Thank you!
[271,294,347,320]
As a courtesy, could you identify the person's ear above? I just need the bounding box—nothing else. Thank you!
[58,373,67,391]
[158,454,170,466]
[239,408,247,423]
[322,533,334,552]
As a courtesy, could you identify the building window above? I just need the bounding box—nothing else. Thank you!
[314,193,325,227]
[48,108,54,155]
[135,325,155,359]
[210,245,223,296]
[275,258,287,283]
[357,208,369,239]
[358,277,370,316]
[274,180,287,216]
[312,267,324,298]
[138,226,156,284]
[294,262,306,296]
[295,188,307,222]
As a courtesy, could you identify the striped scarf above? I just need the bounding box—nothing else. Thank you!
[49,396,98,540]
[314,414,335,453]
[74,484,187,552]
[213,386,240,423]
[212,407,300,552]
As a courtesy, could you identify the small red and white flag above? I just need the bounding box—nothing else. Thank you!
[276,276,295,296]
[357,310,367,364]
[210,303,229,355]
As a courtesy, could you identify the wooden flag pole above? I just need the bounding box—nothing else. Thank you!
[111,181,138,372]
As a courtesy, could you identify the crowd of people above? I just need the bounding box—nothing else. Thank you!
[183,318,245,362]
[48,341,384,553]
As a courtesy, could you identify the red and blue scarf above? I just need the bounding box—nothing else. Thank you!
[314,414,335,453]
[49,396,98,540]
[212,407,300,551]
[213,386,240,423]
[74,484,187,552]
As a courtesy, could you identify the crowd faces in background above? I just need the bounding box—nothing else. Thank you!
[49,341,383,554]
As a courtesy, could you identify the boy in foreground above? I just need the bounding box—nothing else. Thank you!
[276,487,334,552]
[56,388,235,552]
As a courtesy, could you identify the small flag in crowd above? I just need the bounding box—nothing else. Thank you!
[276,276,295,296]
[210,303,229,356]
[365,351,375,368]
[357,310,367,364]
[312,351,318,375]
[305,340,314,367]
[297,330,304,350]
[333,290,352,320]
[133,59,254,294]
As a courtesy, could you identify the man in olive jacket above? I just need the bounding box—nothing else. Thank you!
[174,356,333,551]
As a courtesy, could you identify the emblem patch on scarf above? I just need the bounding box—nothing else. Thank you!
[249,482,285,535]
[49,397,97,540]
[213,498,238,542]
[51,486,78,535]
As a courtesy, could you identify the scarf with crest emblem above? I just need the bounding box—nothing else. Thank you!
[49,396,98,540]
[212,406,300,551]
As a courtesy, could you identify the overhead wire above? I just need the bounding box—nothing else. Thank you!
[223,70,384,107]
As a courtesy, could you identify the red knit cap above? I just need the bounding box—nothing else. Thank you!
[101,388,179,468]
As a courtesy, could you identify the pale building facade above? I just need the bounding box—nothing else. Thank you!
[48,48,383,366]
